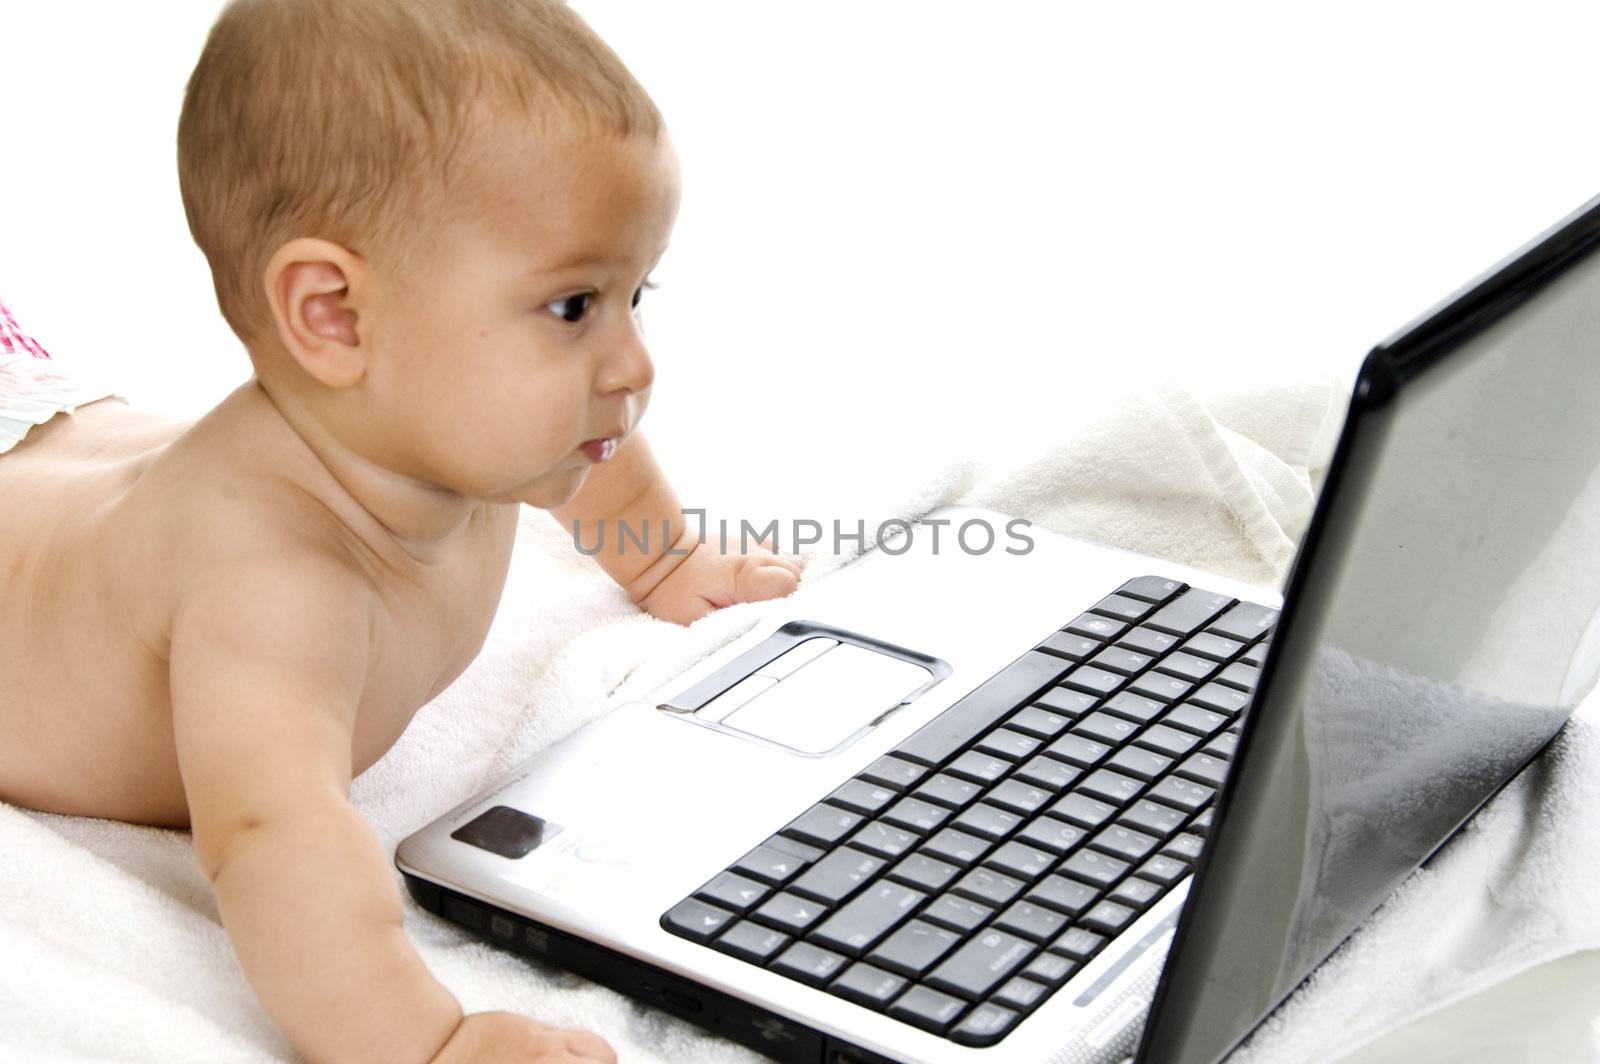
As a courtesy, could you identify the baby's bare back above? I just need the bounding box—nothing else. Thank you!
[0,384,518,828]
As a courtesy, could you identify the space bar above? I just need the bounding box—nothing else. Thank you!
[894,650,1074,768]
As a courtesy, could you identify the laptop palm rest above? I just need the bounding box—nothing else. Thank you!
[657,620,950,756]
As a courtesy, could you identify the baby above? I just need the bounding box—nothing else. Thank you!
[0,1,801,1061]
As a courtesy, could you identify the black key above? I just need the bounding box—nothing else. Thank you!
[1110,876,1164,908]
[733,844,809,886]
[1078,768,1145,807]
[766,835,825,863]
[882,796,952,834]
[1080,901,1138,936]
[1089,824,1160,863]
[922,893,994,933]
[1145,589,1236,637]
[790,848,886,905]
[1091,593,1154,622]
[1203,731,1240,760]
[976,728,1042,762]
[954,866,1028,907]
[984,840,1058,881]
[1033,687,1099,719]
[1191,807,1216,835]
[662,898,735,943]
[1072,712,1140,746]
[850,821,920,860]
[952,1002,1022,1046]
[860,755,928,791]
[1009,705,1076,740]
[1207,601,1279,643]
[867,919,962,978]
[923,827,993,866]
[947,750,1011,784]
[1136,854,1189,886]
[1156,651,1219,683]
[1030,874,1099,916]
[953,803,1023,841]
[1107,746,1174,782]
[1190,682,1252,716]
[1038,631,1102,661]
[927,929,1036,1000]
[1134,724,1202,758]
[1116,576,1186,603]
[1089,646,1154,677]
[695,871,770,914]
[1223,670,1260,702]
[887,985,968,1034]
[828,779,900,816]
[751,891,827,934]
[1102,691,1166,724]
[1119,799,1188,838]
[1163,833,1206,863]
[887,852,961,893]
[1014,816,1087,855]
[993,976,1048,1011]
[811,882,926,956]
[1065,613,1127,641]
[1147,776,1216,813]
[1045,732,1112,767]
[895,651,1074,766]
[1014,754,1082,791]
[1047,792,1118,830]
[1163,704,1229,737]
[714,920,791,963]
[1023,952,1078,987]
[995,899,1070,942]
[1051,926,1109,961]
[987,779,1053,816]
[783,804,864,848]
[830,962,907,1009]
[1061,849,1129,888]
[1129,672,1195,703]
[1176,752,1230,788]
[1060,665,1126,698]
[771,941,849,987]
[1243,640,1270,667]
[1182,631,1245,661]
[916,772,984,809]
[1118,626,1180,656]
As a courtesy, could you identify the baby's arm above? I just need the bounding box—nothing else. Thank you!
[168,555,609,1063]
[554,433,801,623]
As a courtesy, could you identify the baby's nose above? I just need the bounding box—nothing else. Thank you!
[598,331,654,396]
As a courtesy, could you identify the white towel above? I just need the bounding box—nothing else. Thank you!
[3,374,1595,1063]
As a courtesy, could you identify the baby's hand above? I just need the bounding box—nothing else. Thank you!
[636,535,803,625]
[432,1012,615,1064]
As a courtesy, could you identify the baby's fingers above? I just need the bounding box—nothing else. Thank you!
[735,559,800,604]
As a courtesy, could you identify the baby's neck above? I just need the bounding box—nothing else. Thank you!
[245,380,491,564]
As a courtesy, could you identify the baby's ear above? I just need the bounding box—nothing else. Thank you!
[263,238,368,388]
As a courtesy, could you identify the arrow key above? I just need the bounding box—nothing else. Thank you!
[661,897,736,943]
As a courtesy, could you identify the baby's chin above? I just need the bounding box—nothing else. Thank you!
[508,464,590,510]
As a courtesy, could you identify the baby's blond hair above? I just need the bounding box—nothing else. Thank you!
[177,0,662,346]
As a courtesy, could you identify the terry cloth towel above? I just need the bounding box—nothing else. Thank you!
[0,298,121,452]
[1,375,1597,1063]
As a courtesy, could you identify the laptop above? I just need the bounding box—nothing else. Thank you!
[396,193,1600,1064]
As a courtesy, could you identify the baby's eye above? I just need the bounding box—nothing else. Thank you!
[546,293,592,323]
[632,278,659,311]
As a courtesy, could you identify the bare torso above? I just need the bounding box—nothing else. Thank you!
[0,383,518,827]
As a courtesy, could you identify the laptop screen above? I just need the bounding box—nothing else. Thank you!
[1140,207,1600,1063]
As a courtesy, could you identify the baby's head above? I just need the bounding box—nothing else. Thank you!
[178,0,679,507]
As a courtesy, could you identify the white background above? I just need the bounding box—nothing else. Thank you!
[7,1,1600,515]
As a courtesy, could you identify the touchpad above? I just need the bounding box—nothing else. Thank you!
[660,623,947,756]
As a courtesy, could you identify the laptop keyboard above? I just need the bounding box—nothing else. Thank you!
[661,576,1277,1047]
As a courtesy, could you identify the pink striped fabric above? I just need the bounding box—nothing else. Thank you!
[0,298,51,359]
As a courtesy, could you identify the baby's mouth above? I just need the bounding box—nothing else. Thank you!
[579,438,618,463]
